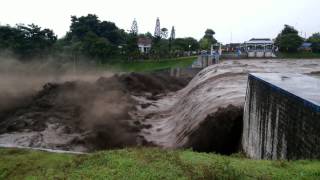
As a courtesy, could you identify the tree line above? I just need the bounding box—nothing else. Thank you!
[0,24,57,59]
[1,14,319,62]
[0,14,217,62]
[275,25,320,53]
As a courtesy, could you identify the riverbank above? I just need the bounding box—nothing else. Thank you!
[1,147,320,179]
[100,56,196,72]
[276,52,320,59]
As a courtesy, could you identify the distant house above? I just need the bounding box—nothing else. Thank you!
[224,43,241,52]
[137,37,152,54]
[299,42,312,52]
[244,38,275,57]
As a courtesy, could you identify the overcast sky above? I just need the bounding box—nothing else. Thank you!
[1,0,320,43]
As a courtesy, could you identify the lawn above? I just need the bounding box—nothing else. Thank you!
[1,148,320,179]
[100,56,197,72]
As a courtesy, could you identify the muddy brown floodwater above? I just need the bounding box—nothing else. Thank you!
[136,59,320,154]
[0,59,320,153]
[0,70,191,152]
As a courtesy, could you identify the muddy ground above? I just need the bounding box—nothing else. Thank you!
[0,59,320,153]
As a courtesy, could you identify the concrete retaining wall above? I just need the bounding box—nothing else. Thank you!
[192,55,219,68]
[247,51,274,58]
[242,73,320,160]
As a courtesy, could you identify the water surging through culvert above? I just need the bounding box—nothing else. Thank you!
[185,105,244,155]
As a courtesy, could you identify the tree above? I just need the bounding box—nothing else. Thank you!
[0,23,57,59]
[63,14,126,59]
[151,39,169,59]
[80,32,114,59]
[279,25,298,34]
[17,24,57,56]
[130,18,138,35]
[172,37,199,51]
[144,32,153,38]
[154,18,161,38]
[275,25,303,52]
[98,21,125,45]
[160,28,168,39]
[199,28,217,50]
[67,14,125,45]
[205,29,215,37]
[125,33,139,60]
[307,33,320,52]
[68,14,100,40]
[199,38,210,50]
[170,26,175,40]
[169,26,176,54]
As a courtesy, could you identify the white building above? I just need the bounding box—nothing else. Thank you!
[244,38,275,58]
[137,37,152,54]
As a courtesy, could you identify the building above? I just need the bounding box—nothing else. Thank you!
[244,38,275,58]
[298,42,312,52]
[137,37,152,54]
[224,43,241,52]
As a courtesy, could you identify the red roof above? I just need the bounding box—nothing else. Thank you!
[138,37,152,46]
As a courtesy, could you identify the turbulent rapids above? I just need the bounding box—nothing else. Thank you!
[0,59,320,153]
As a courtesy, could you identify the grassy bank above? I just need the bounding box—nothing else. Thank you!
[277,52,320,59]
[100,56,196,72]
[1,148,320,179]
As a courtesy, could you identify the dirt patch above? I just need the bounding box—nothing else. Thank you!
[184,105,243,155]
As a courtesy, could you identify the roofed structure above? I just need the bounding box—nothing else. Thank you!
[244,38,275,57]
[137,37,152,54]
[245,38,274,44]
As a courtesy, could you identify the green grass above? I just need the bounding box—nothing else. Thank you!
[100,56,196,72]
[1,148,320,179]
[277,52,320,59]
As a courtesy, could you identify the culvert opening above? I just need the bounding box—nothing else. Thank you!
[186,105,243,155]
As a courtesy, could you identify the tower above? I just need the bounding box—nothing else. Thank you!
[131,18,138,35]
[154,17,161,37]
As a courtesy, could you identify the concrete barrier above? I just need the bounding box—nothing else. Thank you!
[256,52,264,58]
[242,73,320,160]
[192,55,219,68]
[265,52,273,57]
[248,52,255,58]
